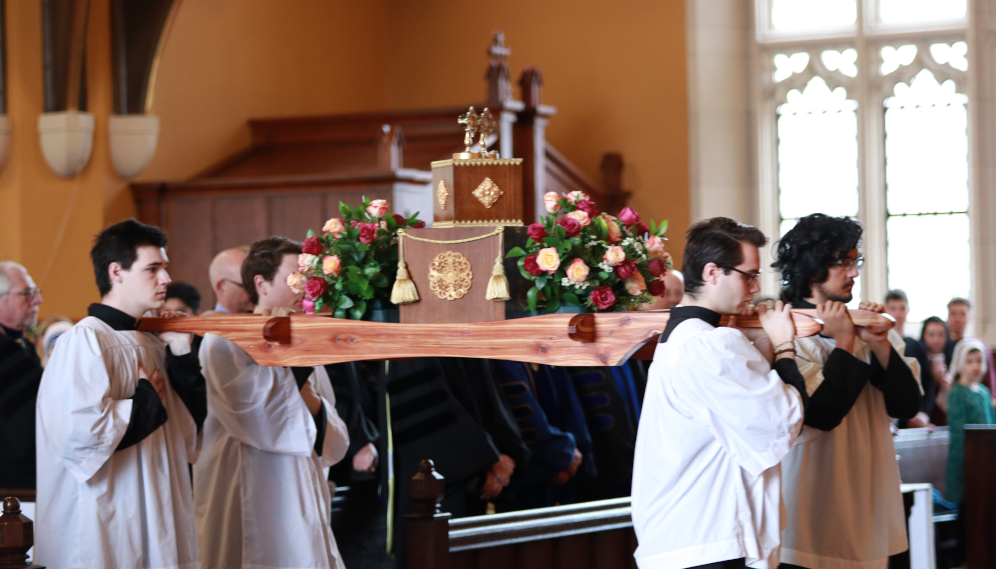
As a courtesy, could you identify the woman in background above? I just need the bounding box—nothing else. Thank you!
[921,316,951,425]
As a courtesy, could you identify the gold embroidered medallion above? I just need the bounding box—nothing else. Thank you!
[428,251,473,301]
[472,177,503,209]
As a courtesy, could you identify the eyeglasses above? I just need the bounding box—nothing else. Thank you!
[831,256,864,270]
[1,288,42,299]
[724,267,761,287]
[221,278,243,288]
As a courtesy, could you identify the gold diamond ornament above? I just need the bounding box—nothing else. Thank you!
[437,180,449,209]
[472,177,503,209]
[428,251,473,301]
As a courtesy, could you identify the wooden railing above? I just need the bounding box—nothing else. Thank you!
[405,460,637,569]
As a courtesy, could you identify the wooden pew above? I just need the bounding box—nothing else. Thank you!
[963,425,996,569]
[406,460,636,569]
[0,496,43,568]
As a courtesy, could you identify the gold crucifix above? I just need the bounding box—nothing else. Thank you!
[478,108,496,158]
[458,107,479,154]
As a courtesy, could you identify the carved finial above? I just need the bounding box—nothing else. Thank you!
[409,459,446,516]
[486,30,513,106]
[0,496,35,567]
[519,67,544,110]
[3,496,19,514]
[477,108,496,158]
[458,107,479,154]
[488,30,510,64]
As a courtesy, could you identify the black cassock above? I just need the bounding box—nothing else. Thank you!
[0,331,43,489]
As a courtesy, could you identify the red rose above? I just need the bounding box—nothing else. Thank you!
[649,278,666,297]
[615,259,638,280]
[522,254,544,277]
[557,217,581,238]
[392,213,408,227]
[648,258,668,277]
[635,222,650,236]
[357,222,378,244]
[302,236,322,255]
[304,276,327,299]
[576,200,600,218]
[589,286,616,310]
[527,222,547,240]
[412,220,426,229]
[617,207,640,226]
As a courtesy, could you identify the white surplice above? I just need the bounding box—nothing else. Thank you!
[779,331,920,569]
[193,333,349,569]
[632,318,804,569]
[35,316,201,569]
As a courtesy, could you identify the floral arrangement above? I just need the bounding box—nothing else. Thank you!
[288,198,424,319]
[505,191,672,313]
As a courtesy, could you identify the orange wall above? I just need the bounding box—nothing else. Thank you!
[383,0,690,263]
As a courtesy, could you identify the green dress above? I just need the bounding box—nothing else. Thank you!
[945,382,996,503]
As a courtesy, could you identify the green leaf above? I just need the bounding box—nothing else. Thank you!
[505,246,526,258]
[359,279,370,292]
[527,286,539,312]
[386,215,398,231]
[535,275,549,289]
[350,300,367,320]
[370,272,390,288]
[339,202,351,217]
[598,271,611,279]
[547,295,561,314]
[333,308,347,319]
[650,220,657,234]
[347,281,363,295]
[594,217,608,241]
[361,287,376,300]
[357,243,371,252]
[314,298,324,312]
[337,295,355,309]
[564,292,580,306]
[543,236,560,247]
[307,228,315,238]
[657,219,668,235]
[554,225,567,240]
[347,270,364,283]
[363,265,381,277]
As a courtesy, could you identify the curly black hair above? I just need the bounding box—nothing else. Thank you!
[772,214,862,304]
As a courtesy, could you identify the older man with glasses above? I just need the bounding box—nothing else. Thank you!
[0,261,45,490]
[207,246,252,314]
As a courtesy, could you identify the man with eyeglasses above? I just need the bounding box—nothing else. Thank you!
[0,261,44,490]
[207,246,252,314]
[773,214,921,569]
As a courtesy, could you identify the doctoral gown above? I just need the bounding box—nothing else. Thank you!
[0,331,43,489]
[35,314,202,569]
[193,333,349,569]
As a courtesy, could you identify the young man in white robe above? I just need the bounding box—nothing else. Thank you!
[194,236,349,569]
[632,217,808,569]
[772,214,921,569]
[35,219,206,569]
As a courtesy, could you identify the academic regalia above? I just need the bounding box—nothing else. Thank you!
[780,318,921,569]
[380,358,500,568]
[194,332,350,569]
[325,361,381,486]
[35,304,205,569]
[489,360,578,511]
[900,337,934,427]
[568,364,639,501]
[0,327,43,489]
[632,307,805,569]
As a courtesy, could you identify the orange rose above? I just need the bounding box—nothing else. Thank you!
[566,210,590,227]
[606,219,623,243]
[566,258,590,283]
[323,217,345,237]
[625,272,647,296]
[603,245,626,266]
[536,247,561,273]
[286,272,307,294]
[322,255,342,277]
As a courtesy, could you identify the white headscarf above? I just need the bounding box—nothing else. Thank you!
[950,337,989,383]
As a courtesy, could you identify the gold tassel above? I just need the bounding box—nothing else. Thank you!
[391,233,419,304]
[486,228,510,301]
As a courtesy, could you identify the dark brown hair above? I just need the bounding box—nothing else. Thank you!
[682,217,766,294]
[241,237,302,304]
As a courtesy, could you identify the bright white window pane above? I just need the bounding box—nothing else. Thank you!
[885,70,968,215]
[930,42,968,71]
[879,0,966,24]
[822,49,858,77]
[777,77,859,220]
[881,45,918,75]
[774,52,810,83]
[771,0,856,32]
[887,214,970,322]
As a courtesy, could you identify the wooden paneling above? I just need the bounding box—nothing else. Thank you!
[214,195,267,249]
[270,193,325,242]
[164,197,214,296]
[964,426,996,569]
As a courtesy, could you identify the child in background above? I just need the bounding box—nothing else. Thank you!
[945,339,995,507]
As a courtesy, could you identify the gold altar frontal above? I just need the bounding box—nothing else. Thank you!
[431,158,528,227]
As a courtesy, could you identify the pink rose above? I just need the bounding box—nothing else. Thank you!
[323,217,345,237]
[286,272,307,294]
[322,255,342,277]
[298,253,318,271]
[536,247,561,273]
[357,222,378,244]
[366,199,390,217]
[615,260,638,280]
[566,210,591,227]
[302,299,316,315]
[645,235,666,259]
[412,220,426,228]
[649,278,666,298]
[304,276,327,299]
[566,191,590,204]
[392,213,408,227]
[603,245,626,267]
[606,219,622,243]
[618,207,640,226]
[302,236,322,255]
[589,286,616,310]
[543,192,562,213]
[625,272,647,296]
[557,217,581,238]
[527,222,547,241]
[522,254,544,277]
[648,257,668,277]
[576,200,600,218]
[566,258,590,283]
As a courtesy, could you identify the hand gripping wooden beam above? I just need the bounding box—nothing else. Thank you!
[137,309,893,367]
